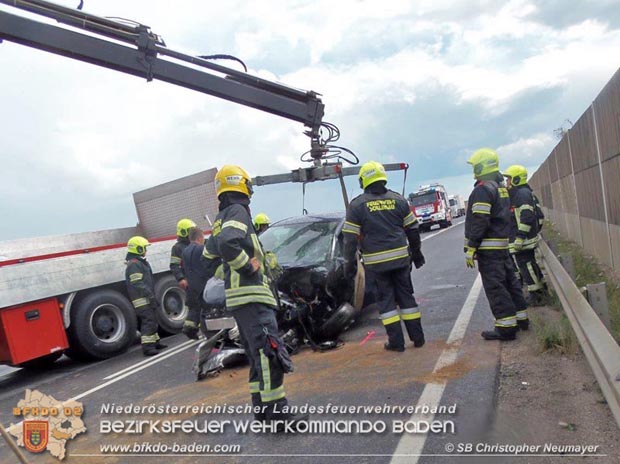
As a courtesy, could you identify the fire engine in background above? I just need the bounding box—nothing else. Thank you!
[449,194,466,218]
[408,184,453,231]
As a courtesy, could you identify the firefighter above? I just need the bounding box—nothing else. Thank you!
[503,164,547,307]
[464,149,528,339]
[343,161,426,352]
[172,218,198,338]
[125,236,167,356]
[180,227,210,340]
[253,213,271,235]
[201,165,307,426]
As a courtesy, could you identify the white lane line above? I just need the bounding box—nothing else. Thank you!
[390,274,483,463]
[72,339,201,401]
[7,339,201,435]
[102,339,196,380]
[421,219,465,242]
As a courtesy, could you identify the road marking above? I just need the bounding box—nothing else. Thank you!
[71,339,200,401]
[390,274,482,463]
[421,219,465,242]
[102,339,196,380]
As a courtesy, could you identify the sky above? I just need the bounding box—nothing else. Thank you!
[1,0,620,241]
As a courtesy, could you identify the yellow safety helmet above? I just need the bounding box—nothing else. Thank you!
[502,164,528,187]
[176,218,196,238]
[253,213,271,229]
[358,161,388,189]
[127,236,151,255]
[215,165,253,198]
[467,148,500,179]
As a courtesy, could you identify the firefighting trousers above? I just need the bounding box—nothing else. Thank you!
[478,252,528,335]
[136,305,160,345]
[185,289,205,325]
[231,303,288,417]
[514,249,545,293]
[366,266,424,349]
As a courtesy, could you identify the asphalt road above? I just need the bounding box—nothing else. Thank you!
[0,217,504,464]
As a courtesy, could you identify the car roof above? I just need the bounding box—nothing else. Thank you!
[272,212,345,227]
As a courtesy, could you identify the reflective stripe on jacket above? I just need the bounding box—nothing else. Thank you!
[202,203,276,309]
[465,179,511,252]
[125,254,156,309]
[343,189,418,272]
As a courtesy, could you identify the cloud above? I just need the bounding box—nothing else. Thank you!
[1,0,619,240]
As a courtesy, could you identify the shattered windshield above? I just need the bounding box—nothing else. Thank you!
[409,192,437,207]
[259,219,339,267]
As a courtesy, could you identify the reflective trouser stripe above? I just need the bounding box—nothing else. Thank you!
[227,295,277,307]
[495,316,517,328]
[225,285,277,308]
[249,382,260,394]
[183,320,197,328]
[516,310,528,321]
[527,262,544,291]
[259,349,286,402]
[141,333,160,344]
[400,307,421,320]
[132,298,149,308]
[380,309,401,326]
[479,238,509,250]
[363,246,409,265]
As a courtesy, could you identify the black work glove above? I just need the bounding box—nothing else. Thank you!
[412,250,425,269]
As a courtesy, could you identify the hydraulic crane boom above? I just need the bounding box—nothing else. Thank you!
[0,0,324,149]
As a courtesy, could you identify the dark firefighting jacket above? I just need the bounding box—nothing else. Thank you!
[343,188,420,272]
[508,184,539,251]
[125,253,157,310]
[465,178,511,252]
[202,197,276,309]
[170,237,190,282]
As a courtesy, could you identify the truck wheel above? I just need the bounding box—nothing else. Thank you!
[154,275,188,334]
[66,290,137,361]
[17,352,63,369]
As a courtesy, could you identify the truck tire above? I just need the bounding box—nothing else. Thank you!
[154,275,188,335]
[66,289,137,361]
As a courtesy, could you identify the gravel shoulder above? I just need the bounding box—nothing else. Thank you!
[490,306,619,464]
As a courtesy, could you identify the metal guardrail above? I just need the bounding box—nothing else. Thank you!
[540,240,620,428]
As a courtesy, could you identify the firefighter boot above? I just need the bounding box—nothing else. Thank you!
[527,290,546,307]
[383,320,405,352]
[517,319,530,331]
[404,318,425,348]
[182,321,200,340]
[155,341,168,350]
[142,343,159,356]
[481,327,517,341]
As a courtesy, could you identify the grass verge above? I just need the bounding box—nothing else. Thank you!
[541,222,620,345]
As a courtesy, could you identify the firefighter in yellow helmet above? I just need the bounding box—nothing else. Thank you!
[125,236,167,356]
[343,161,425,352]
[503,164,547,307]
[253,213,271,234]
[464,149,528,340]
[201,165,307,427]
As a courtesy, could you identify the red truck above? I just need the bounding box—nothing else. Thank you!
[408,183,453,231]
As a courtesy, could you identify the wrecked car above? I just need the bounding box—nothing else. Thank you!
[193,212,367,380]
